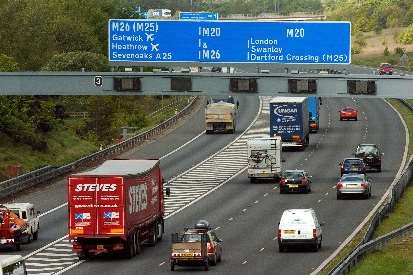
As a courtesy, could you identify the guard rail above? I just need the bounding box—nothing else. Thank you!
[0,96,199,200]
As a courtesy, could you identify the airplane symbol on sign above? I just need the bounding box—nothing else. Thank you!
[151,43,159,51]
[145,33,154,42]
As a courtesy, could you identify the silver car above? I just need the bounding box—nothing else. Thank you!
[336,174,371,199]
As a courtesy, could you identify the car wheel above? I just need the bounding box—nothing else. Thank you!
[217,251,222,262]
[33,229,39,241]
[377,166,382,172]
[250,178,255,184]
[337,193,341,200]
[170,261,175,271]
[278,244,284,252]
[312,242,319,252]
[204,260,209,271]
[340,117,343,121]
[210,254,217,266]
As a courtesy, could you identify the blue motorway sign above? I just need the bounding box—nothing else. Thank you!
[179,12,219,20]
[108,20,351,64]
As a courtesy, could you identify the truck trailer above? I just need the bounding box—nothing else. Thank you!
[68,159,165,259]
[270,97,309,150]
[247,137,282,183]
[308,96,320,133]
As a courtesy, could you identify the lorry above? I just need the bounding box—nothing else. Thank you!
[270,97,309,150]
[0,205,28,251]
[247,137,282,183]
[147,9,172,18]
[68,159,165,259]
[308,96,320,133]
[205,97,238,134]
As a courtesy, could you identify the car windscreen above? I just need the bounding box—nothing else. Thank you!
[283,171,303,179]
[182,233,202,242]
[357,146,378,155]
[344,160,362,168]
[341,176,363,182]
[343,108,355,112]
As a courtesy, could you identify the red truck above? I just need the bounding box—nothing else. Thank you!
[0,205,27,251]
[68,159,165,259]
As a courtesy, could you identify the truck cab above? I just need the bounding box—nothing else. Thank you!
[4,203,40,243]
[0,255,27,275]
[205,97,238,134]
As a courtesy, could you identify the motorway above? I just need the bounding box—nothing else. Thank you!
[2,95,406,275]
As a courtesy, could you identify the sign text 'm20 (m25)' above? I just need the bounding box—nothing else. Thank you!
[108,20,351,65]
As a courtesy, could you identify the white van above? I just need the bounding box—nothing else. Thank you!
[277,209,322,252]
[4,203,40,243]
[0,255,27,275]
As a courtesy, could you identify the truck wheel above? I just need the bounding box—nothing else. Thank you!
[377,166,382,172]
[278,244,284,252]
[217,251,222,262]
[312,243,319,252]
[135,231,141,255]
[125,235,136,258]
[250,178,255,184]
[170,262,175,271]
[148,225,157,246]
[33,229,39,241]
[15,242,21,251]
[204,260,209,271]
[156,220,163,241]
[210,254,217,266]
[337,193,341,200]
[78,252,88,260]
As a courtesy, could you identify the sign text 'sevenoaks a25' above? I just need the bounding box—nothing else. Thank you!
[108,20,351,65]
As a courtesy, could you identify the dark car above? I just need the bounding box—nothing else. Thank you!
[279,170,312,194]
[340,158,366,176]
[354,144,382,172]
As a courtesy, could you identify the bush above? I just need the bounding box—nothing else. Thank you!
[42,51,109,72]
[394,47,405,55]
[384,47,390,56]
[0,54,19,72]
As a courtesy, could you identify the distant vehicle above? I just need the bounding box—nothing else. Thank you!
[270,97,310,150]
[277,209,323,252]
[211,67,222,73]
[68,159,165,259]
[336,174,372,199]
[147,9,172,18]
[355,144,382,172]
[170,220,222,271]
[339,158,366,176]
[0,255,27,275]
[378,63,393,75]
[3,203,40,243]
[308,96,321,133]
[247,137,282,183]
[205,97,238,134]
[339,107,358,121]
[279,170,312,194]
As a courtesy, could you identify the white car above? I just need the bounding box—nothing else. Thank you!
[4,203,40,243]
[277,209,323,252]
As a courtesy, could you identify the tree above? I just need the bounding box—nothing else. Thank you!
[42,51,109,72]
[0,54,19,72]
[399,24,413,45]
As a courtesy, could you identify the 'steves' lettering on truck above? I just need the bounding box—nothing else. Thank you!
[129,184,148,214]
[75,184,117,192]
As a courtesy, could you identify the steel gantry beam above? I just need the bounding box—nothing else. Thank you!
[1,72,413,98]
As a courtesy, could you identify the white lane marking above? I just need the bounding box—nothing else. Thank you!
[242,260,248,265]
[242,209,247,213]
[264,193,269,197]
[214,226,221,230]
[317,199,322,203]
[38,203,68,218]
[273,237,277,241]
[325,193,329,196]
[27,257,78,262]
[273,186,278,190]
[254,200,259,204]
[332,186,336,189]
[160,131,205,160]
[259,248,265,252]
[26,262,75,267]
[228,217,234,221]
[54,260,86,275]
[23,235,69,260]
[159,261,166,266]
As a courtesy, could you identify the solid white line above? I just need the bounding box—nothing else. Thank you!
[38,203,68,218]
[159,261,166,266]
[27,257,78,262]
[160,131,205,160]
[264,193,269,197]
[54,260,86,275]
[312,98,410,275]
[317,199,322,203]
[26,262,75,267]
[228,217,234,221]
[259,247,265,252]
